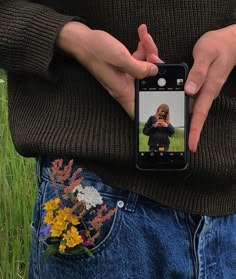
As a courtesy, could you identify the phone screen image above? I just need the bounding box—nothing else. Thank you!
[135,64,188,170]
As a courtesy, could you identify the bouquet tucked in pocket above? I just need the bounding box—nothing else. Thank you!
[40,159,116,257]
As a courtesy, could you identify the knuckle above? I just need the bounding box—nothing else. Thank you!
[135,66,149,79]
[115,49,129,66]
[214,77,226,88]
[191,68,207,82]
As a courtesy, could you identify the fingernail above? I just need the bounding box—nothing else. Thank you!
[185,81,197,94]
[150,65,158,76]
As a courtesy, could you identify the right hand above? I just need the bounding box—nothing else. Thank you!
[57,22,162,118]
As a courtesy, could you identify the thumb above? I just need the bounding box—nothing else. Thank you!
[185,49,213,95]
[120,56,158,79]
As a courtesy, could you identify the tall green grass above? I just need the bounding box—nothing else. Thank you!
[139,122,184,152]
[0,70,35,279]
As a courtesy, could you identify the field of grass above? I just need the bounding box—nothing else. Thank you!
[0,69,35,279]
[139,122,184,152]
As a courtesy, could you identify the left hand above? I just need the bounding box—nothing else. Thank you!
[184,24,236,152]
[159,120,168,127]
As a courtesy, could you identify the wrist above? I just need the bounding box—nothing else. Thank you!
[56,21,92,59]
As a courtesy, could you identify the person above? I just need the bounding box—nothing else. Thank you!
[1,0,236,278]
[143,104,175,151]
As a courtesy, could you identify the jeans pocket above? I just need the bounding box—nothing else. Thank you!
[35,173,123,262]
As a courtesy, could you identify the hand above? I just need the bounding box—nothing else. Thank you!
[160,121,168,127]
[185,24,236,152]
[57,22,163,118]
[154,120,167,127]
[153,121,160,127]
[158,120,168,127]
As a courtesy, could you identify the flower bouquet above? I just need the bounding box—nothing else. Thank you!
[40,159,116,257]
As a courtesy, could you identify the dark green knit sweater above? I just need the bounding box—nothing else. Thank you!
[0,0,236,215]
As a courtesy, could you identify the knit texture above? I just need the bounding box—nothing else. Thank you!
[1,0,236,215]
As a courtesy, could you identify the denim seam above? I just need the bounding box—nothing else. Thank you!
[197,217,209,279]
[185,215,198,279]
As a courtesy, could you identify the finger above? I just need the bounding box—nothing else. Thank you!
[116,55,159,78]
[143,34,164,63]
[188,58,230,152]
[109,36,158,78]
[185,48,215,95]
[138,24,157,55]
[132,41,146,60]
[137,24,148,41]
[133,40,163,63]
[148,53,164,63]
[188,93,212,152]
[138,24,164,63]
[189,97,195,114]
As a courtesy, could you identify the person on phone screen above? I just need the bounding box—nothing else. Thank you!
[143,104,175,151]
[1,0,236,278]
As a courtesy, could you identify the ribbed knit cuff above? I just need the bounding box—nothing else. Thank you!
[0,0,83,80]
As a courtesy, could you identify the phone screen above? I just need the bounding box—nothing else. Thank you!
[135,64,188,170]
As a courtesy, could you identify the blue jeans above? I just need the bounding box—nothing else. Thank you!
[29,159,236,279]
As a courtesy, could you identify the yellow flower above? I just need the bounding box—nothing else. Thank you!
[57,207,80,226]
[44,198,60,211]
[63,226,83,248]
[44,210,54,225]
[59,243,66,254]
[45,206,80,237]
[50,219,68,237]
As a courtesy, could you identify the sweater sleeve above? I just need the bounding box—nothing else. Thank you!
[143,116,155,136]
[0,0,83,80]
[167,124,175,137]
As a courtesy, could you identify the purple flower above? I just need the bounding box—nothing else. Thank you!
[40,224,51,237]
[80,232,94,246]
[83,240,94,247]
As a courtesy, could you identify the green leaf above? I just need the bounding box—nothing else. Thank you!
[68,245,85,254]
[68,245,94,257]
[82,246,94,257]
[44,243,60,257]
[47,237,61,243]
[0,79,5,83]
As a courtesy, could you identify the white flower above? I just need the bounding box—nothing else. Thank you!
[73,184,103,210]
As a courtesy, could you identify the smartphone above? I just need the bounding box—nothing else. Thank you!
[135,63,189,170]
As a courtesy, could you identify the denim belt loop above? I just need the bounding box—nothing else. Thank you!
[124,191,139,212]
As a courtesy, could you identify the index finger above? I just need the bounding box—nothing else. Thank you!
[138,24,163,63]
[188,58,229,152]
[188,93,213,152]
